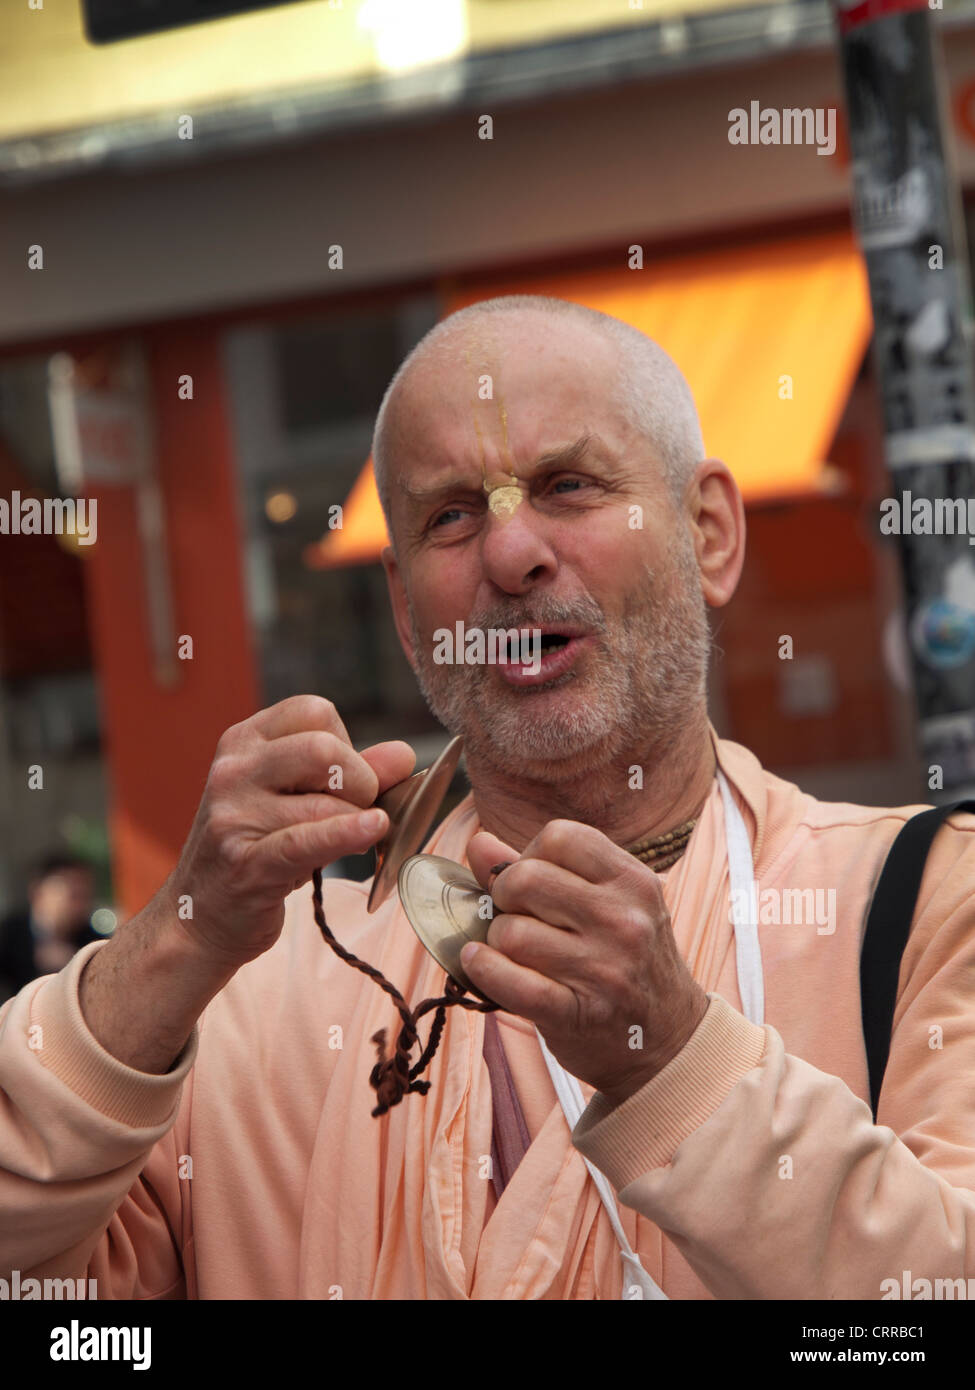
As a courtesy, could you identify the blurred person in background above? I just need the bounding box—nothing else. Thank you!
[0,853,99,1003]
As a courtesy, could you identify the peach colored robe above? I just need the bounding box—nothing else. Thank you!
[2,734,975,1298]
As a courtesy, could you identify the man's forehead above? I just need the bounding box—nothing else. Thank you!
[382,318,639,505]
[394,316,616,424]
[392,432,610,503]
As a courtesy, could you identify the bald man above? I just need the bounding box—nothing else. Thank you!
[2,298,975,1301]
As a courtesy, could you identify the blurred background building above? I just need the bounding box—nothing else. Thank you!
[1,0,974,921]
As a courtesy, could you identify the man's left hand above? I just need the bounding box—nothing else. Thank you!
[465,820,710,1107]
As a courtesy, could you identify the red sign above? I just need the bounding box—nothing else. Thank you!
[835,0,930,35]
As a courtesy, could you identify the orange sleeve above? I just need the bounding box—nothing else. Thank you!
[574,826,975,1299]
[0,941,197,1297]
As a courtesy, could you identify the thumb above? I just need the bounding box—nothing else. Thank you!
[360,740,417,797]
[466,829,520,891]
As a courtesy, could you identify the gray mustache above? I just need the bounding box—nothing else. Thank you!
[470,601,606,632]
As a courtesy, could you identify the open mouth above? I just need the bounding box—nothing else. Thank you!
[498,629,589,686]
[501,631,574,659]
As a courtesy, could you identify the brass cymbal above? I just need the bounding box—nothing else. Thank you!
[366,735,464,913]
[397,853,498,1004]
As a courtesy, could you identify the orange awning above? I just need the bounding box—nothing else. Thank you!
[305,228,872,570]
[305,447,391,570]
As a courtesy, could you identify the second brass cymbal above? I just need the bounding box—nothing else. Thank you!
[397,854,498,1005]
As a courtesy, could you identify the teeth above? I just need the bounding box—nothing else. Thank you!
[502,633,572,660]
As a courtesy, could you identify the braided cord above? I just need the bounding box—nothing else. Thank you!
[311,868,498,1117]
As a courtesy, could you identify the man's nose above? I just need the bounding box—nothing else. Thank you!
[479,503,558,593]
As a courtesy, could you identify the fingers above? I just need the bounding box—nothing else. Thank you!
[247,743,416,874]
[240,699,416,807]
[466,830,520,890]
[259,807,389,880]
[175,697,412,968]
[360,740,417,796]
[486,910,583,975]
[469,824,655,932]
[487,863,514,894]
[487,858,596,934]
[252,733,381,802]
[251,694,353,745]
[461,935,575,1028]
[265,792,386,831]
[520,819,635,885]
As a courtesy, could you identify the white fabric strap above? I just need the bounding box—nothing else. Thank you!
[538,766,764,1299]
[717,768,765,1028]
[535,1026,668,1300]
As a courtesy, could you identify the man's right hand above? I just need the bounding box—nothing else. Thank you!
[168,695,416,970]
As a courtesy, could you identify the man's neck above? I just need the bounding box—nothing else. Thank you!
[466,713,717,853]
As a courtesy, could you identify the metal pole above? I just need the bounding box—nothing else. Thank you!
[833,0,975,800]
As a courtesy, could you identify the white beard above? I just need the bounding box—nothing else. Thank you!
[408,531,712,784]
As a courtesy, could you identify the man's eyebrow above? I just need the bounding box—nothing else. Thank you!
[532,434,598,471]
[397,477,482,505]
[395,434,601,505]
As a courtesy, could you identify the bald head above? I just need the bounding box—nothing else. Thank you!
[371,295,705,532]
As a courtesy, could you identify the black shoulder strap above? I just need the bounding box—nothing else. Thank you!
[861,798,975,1123]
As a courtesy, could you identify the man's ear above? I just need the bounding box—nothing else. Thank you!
[685,459,746,608]
[382,545,417,671]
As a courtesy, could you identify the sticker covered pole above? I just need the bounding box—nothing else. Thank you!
[833,0,975,798]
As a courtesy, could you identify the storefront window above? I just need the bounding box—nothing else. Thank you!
[221,295,459,871]
[0,359,111,913]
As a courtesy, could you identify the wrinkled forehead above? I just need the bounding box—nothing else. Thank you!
[386,322,627,483]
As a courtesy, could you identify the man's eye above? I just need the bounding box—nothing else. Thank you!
[430,508,466,528]
[550,477,590,494]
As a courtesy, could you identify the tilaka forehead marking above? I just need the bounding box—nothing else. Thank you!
[484,482,524,519]
[462,338,524,520]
